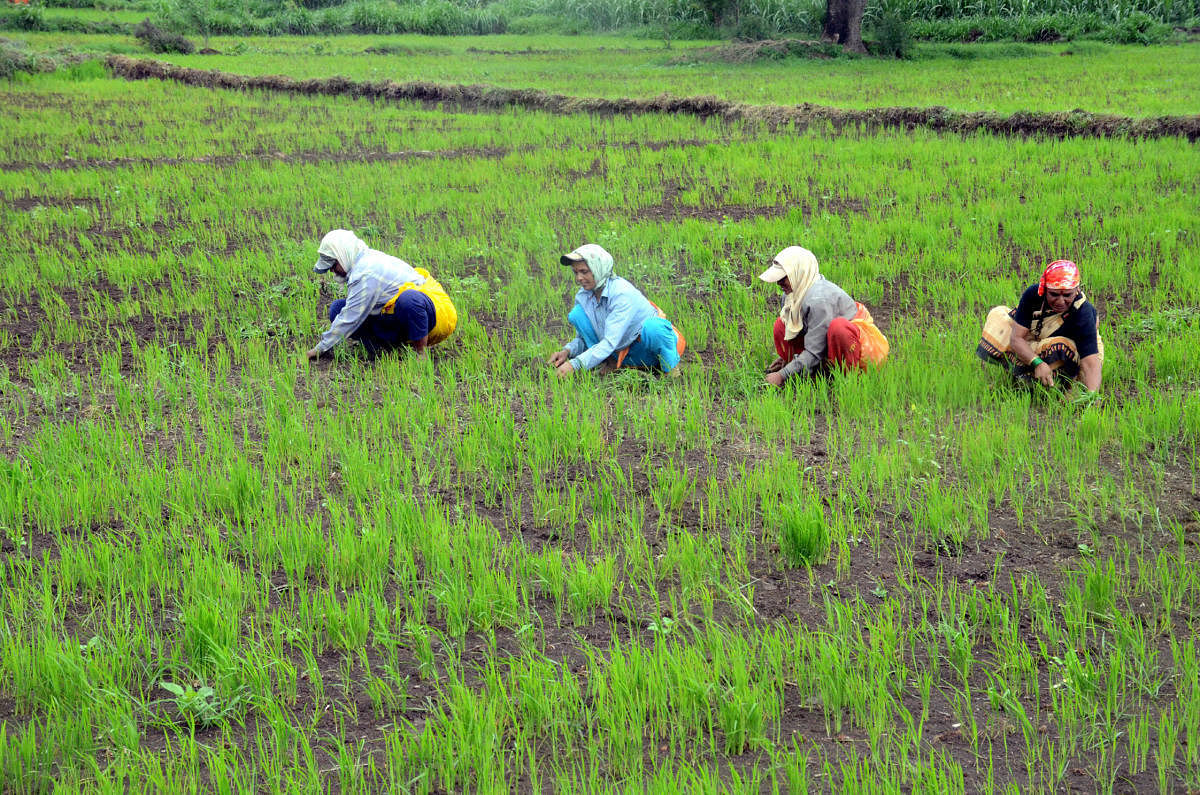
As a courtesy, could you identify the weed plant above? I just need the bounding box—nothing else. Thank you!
[0,52,1198,791]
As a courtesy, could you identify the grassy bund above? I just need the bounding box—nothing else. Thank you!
[1,39,1199,792]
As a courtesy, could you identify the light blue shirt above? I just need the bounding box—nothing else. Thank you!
[317,249,424,353]
[565,276,658,371]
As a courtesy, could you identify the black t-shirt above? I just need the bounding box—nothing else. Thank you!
[1012,284,1100,359]
[390,289,436,342]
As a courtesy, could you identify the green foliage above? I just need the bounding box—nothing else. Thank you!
[730,12,779,39]
[1101,10,1169,41]
[0,36,58,80]
[695,0,735,26]
[0,6,133,33]
[1,4,47,32]
[506,12,571,33]
[20,0,1188,38]
[870,9,913,55]
[776,497,829,567]
[41,0,150,7]
[158,679,245,728]
[909,9,1176,41]
[1,42,1200,792]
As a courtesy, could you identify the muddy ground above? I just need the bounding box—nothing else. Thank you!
[3,253,1198,792]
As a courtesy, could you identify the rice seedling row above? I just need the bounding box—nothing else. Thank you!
[1,60,1198,791]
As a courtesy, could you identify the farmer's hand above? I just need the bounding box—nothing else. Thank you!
[765,372,785,387]
[765,356,784,374]
[548,349,570,368]
[555,361,575,378]
[1033,362,1054,388]
[305,347,323,364]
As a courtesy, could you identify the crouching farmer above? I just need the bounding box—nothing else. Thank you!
[761,246,888,386]
[306,229,457,361]
[976,259,1103,391]
[547,244,684,378]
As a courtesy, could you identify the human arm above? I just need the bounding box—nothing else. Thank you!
[570,295,635,371]
[548,349,571,367]
[314,279,373,354]
[776,302,833,382]
[563,336,585,358]
[1008,323,1054,387]
[1078,353,1102,391]
[1072,304,1102,391]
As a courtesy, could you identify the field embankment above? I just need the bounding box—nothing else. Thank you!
[105,54,1200,141]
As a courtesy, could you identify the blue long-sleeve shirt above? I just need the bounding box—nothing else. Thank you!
[565,276,658,371]
[316,249,424,353]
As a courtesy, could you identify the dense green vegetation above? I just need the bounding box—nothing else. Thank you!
[1,44,1198,790]
[8,32,1200,115]
[5,0,1197,42]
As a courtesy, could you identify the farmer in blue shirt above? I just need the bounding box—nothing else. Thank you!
[548,244,684,378]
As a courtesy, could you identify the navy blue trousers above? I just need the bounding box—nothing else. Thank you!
[329,299,405,357]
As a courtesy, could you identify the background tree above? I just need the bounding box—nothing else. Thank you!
[693,0,737,28]
[823,0,866,52]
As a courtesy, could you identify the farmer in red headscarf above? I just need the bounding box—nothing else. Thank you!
[977,259,1104,391]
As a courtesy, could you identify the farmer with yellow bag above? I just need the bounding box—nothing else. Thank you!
[760,246,888,386]
[305,229,457,361]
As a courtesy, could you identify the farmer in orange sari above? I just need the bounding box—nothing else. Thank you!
[977,259,1103,391]
[761,247,888,386]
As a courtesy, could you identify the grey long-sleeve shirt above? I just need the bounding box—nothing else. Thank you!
[780,277,858,381]
[315,250,424,354]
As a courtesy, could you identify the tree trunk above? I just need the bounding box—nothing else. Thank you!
[823,0,867,53]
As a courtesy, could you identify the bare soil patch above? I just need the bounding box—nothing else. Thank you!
[632,181,869,224]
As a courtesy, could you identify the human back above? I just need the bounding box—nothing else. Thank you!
[349,248,426,303]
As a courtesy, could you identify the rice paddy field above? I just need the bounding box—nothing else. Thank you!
[2,35,1200,793]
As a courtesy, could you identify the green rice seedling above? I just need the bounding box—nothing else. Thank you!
[774,495,829,567]
[564,554,616,625]
[1,43,1199,791]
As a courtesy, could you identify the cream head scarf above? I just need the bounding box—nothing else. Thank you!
[760,246,820,340]
[561,244,615,291]
[314,229,369,280]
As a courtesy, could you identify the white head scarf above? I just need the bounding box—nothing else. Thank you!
[316,229,368,281]
[773,246,821,340]
[563,244,615,292]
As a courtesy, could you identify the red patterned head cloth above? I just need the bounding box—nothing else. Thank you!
[1038,259,1081,295]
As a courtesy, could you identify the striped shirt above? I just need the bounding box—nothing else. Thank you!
[316,249,424,353]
